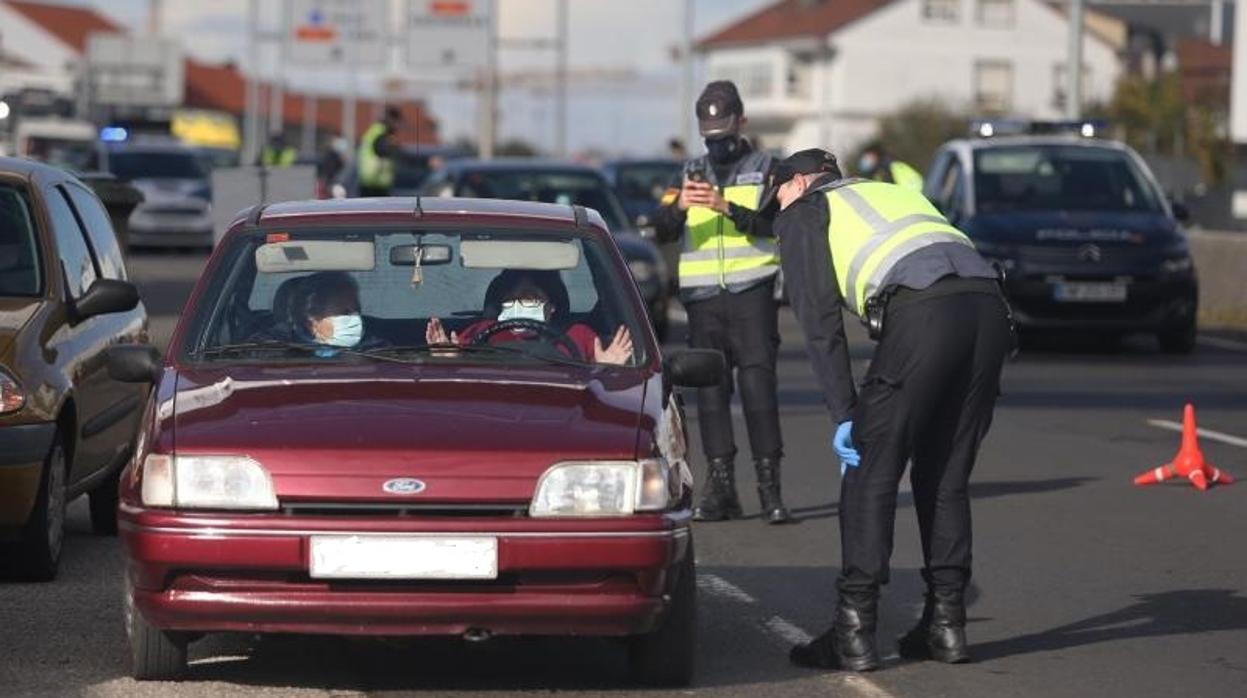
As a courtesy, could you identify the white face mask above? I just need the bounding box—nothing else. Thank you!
[322,313,363,347]
[498,301,547,323]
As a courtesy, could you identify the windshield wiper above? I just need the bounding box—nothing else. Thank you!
[195,340,418,365]
[368,343,592,368]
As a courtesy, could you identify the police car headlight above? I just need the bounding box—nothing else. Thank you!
[141,454,278,510]
[1161,256,1193,274]
[628,260,657,283]
[530,459,671,517]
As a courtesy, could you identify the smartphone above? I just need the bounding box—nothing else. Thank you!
[686,162,707,184]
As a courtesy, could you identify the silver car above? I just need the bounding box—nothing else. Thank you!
[106,145,213,248]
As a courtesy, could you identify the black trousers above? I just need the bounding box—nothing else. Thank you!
[839,279,1012,596]
[686,281,783,462]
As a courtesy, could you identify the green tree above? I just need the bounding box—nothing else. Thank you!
[1106,72,1229,185]
[855,98,974,175]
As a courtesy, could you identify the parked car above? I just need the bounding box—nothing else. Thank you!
[0,157,148,580]
[601,158,683,231]
[104,143,214,249]
[422,160,672,340]
[109,196,720,684]
[926,130,1198,352]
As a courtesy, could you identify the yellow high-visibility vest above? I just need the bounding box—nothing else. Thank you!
[358,123,395,189]
[679,151,778,291]
[261,146,297,167]
[887,161,924,191]
[822,180,974,316]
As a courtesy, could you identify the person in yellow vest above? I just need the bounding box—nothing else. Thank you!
[260,132,297,168]
[652,81,791,525]
[856,142,924,191]
[357,106,402,197]
[759,149,1013,672]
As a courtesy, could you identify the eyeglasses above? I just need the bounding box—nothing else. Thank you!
[501,298,545,309]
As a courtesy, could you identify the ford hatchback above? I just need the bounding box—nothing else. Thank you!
[109,197,720,685]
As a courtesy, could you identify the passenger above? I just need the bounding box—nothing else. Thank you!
[291,271,379,350]
[425,269,633,365]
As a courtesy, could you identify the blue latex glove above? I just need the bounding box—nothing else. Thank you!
[833,421,861,475]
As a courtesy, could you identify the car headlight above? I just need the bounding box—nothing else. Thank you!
[141,454,278,510]
[0,366,25,414]
[1161,256,1193,273]
[530,459,673,517]
[628,259,657,283]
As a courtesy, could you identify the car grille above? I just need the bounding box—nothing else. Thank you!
[1017,245,1157,266]
[280,502,530,518]
[141,204,205,215]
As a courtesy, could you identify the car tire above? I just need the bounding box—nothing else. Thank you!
[126,576,188,681]
[89,467,121,536]
[13,432,68,582]
[1158,318,1197,355]
[627,541,695,687]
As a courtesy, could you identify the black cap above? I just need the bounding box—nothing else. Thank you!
[696,81,744,138]
[759,148,841,212]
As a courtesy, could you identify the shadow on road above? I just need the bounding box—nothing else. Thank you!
[971,589,1247,662]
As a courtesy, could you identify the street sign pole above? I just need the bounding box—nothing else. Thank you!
[245,0,261,165]
[270,0,292,137]
[1065,0,1084,120]
[556,0,568,157]
[480,7,498,160]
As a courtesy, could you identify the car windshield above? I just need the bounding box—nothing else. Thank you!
[973,145,1162,214]
[0,184,41,296]
[615,163,681,203]
[456,170,631,231]
[109,151,207,180]
[181,228,647,368]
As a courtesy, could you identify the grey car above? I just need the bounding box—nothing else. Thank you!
[105,144,213,249]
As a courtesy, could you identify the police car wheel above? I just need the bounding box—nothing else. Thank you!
[627,544,696,686]
[1158,318,1196,355]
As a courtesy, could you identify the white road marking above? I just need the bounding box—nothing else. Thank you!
[1197,335,1247,353]
[1147,419,1247,449]
[760,615,813,645]
[830,674,901,698]
[696,573,757,604]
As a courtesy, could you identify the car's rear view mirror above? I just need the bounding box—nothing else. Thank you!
[256,240,376,273]
[390,244,453,266]
[460,239,580,270]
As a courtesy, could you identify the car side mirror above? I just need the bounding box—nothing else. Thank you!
[1170,201,1190,223]
[71,278,139,325]
[107,344,162,384]
[664,349,724,388]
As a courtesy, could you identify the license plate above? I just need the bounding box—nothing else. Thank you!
[309,535,498,580]
[1052,282,1127,303]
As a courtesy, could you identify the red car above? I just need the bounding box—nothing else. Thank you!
[108,197,721,685]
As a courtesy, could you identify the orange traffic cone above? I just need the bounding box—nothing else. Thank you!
[1134,404,1235,490]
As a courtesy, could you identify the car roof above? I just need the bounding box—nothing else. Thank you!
[603,158,682,168]
[948,135,1134,154]
[233,196,611,236]
[0,156,66,179]
[443,158,606,175]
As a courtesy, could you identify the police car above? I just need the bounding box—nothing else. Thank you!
[925,121,1198,353]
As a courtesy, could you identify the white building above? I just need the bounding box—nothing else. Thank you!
[0,1,124,96]
[697,0,1126,156]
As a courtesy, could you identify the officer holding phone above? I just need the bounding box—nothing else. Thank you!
[652,81,791,525]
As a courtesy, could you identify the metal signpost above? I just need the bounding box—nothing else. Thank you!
[85,35,185,109]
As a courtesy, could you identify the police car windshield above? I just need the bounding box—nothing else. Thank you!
[973,145,1162,214]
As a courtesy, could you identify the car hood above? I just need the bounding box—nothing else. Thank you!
[966,210,1181,247]
[130,178,208,202]
[0,298,42,356]
[168,364,650,503]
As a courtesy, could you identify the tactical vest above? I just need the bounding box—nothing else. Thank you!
[679,150,779,292]
[821,180,974,316]
[358,123,395,189]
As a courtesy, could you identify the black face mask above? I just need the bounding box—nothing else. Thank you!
[705,135,742,165]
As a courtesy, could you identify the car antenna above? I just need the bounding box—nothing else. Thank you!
[413,105,424,217]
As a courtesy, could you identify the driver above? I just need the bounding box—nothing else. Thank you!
[425,269,633,365]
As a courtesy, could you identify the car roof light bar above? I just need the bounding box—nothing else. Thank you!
[970,118,1108,139]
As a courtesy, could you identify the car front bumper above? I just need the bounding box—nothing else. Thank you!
[119,505,692,637]
[0,422,55,529]
[1007,273,1197,331]
[127,212,214,247]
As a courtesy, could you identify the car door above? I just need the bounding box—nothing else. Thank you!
[62,182,148,474]
[41,179,128,485]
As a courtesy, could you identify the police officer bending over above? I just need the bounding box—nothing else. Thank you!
[653,81,791,524]
[761,150,1012,671]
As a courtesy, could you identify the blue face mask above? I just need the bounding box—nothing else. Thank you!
[321,314,363,347]
[498,301,547,323]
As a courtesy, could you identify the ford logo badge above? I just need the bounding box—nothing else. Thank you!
[382,478,426,495]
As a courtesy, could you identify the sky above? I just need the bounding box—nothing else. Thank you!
[67,0,773,155]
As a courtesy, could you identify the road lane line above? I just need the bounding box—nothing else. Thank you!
[831,674,900,698]
[1147,419,1247,448]
[696,573,758,604]
[760,615,813,645]
[1198,335,1247,353]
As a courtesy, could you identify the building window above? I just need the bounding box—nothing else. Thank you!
[975,60,1013,114]
[712,62,773,100]
[1052,63,1092,111]
[976,0,1014,27]
[786,53,814,99]
[922,0,960,23]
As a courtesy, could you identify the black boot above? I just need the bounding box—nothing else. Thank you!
[754,457,793,524]
[790,592,881,672]
[692,457,743,522]
[897,590,970,664]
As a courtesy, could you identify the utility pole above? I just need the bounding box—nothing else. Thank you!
[1064,0,1084,120]
[682,0,695,150]
[479,4,498,159]
[555,0,568,157]
[1210,0,1224,45]
[270,0,291,137]
[244,0,261,165]
[147,0,162,35]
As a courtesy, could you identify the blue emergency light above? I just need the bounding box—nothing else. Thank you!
[100,126,128,142]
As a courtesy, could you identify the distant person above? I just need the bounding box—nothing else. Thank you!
[317,136,348,198]
[358,106,403,197]
[856,142,923,191]
[668,137,687,161]
[260,131,297,168]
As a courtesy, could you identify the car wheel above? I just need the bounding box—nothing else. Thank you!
[89,467,121,536]
[1158,318,1197,355]
[126,575,188,681]
[13,432,68,581]
[627,541,695,687]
